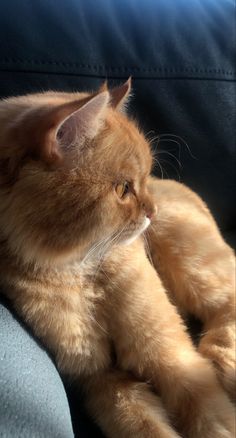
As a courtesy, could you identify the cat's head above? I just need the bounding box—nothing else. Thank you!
[0,79,156,265]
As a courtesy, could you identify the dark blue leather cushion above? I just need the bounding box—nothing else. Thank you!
[0,1,235,437]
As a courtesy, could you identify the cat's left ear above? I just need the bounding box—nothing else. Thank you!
[108,78,132,111]
[20,91,110,164]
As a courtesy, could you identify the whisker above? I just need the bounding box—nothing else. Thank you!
[80,233,113,266]
[157,149,182,169]
[145,130,156,143]
[151,155,165,179]
[100,267,127,297]
[87,308,109,336]
[77,229,129,336]
[157,138,182,163]
[157,133,197,160]
[91,224,129,282]
[143,232,154,268]
[152,158,171,179]
[158,158,181,181]
[148,134,162,146]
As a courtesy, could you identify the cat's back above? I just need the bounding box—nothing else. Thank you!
[147,177,212,219]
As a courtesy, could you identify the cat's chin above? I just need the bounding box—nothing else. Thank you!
[121,217,151,246]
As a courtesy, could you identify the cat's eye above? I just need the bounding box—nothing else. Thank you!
[115,181,130,198]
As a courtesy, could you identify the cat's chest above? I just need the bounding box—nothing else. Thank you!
[44,267,111,374]
[52,261,107,316]
[5,263,111,376]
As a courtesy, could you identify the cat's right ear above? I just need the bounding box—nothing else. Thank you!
[15,91,110,165]
[109,78,132,112]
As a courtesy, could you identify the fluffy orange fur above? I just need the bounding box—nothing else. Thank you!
[0,80,235,437]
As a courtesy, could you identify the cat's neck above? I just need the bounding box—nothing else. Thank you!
[0,234,113,284]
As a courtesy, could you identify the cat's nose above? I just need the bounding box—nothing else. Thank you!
[146,206,157,220]
[142,202,157,220]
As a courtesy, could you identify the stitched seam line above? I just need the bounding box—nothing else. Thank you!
[0,59,235,76]
[0,70,235,82]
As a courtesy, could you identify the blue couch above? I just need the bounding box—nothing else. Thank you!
[0,1,235,436]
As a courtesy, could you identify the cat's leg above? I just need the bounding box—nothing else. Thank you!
[83,370,180,438]
[104,243,235,438]
[146,177,236,400]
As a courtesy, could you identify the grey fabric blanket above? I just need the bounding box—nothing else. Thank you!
[0,299,74,438]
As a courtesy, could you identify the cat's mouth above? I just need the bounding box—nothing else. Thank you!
[121,217,151,246]
[79,217,151,265]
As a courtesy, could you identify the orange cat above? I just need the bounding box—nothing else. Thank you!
[0,80,235,437]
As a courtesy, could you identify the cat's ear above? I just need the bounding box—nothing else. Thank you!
[99,81,108,93]
[53,91,110,162]
[19,91,110,164]
[109,78,131,111]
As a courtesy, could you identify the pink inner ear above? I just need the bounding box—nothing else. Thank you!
[109,78,131,110]
[57,115,78,149]
[55,91,110,150]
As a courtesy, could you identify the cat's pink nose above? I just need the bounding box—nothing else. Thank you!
[145,205,157,220]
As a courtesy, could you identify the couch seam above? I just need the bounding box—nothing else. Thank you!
[0,59,235,76]
[1,70,235,83]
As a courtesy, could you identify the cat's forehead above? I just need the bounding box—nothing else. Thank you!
[103,110,152,175]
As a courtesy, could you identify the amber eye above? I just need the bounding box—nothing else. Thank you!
[115,181,130,198]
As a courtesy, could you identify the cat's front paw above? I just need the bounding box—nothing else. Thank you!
[198,328,236,401]
[179,391,235,438]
